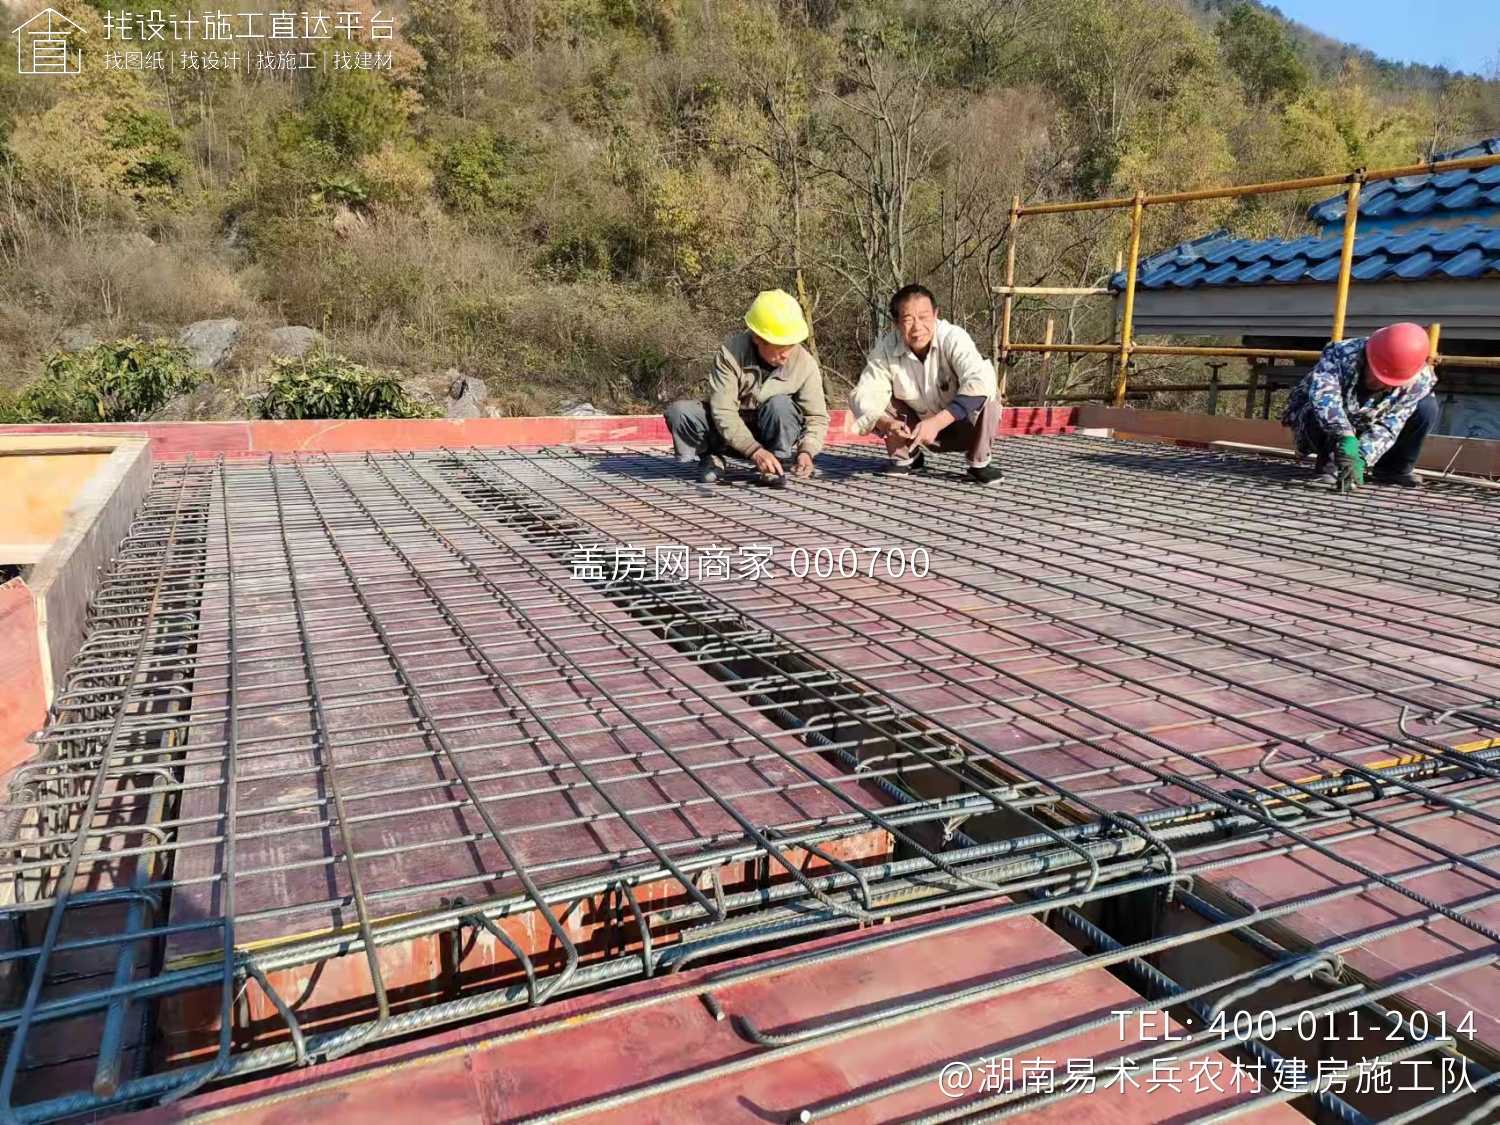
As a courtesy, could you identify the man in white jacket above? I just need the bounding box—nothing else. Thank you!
[847,284,1003,485]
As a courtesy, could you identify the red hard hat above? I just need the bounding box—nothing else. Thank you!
[1364,323,1430,388]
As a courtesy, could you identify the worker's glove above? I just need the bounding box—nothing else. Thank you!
[1335,435,1365,494]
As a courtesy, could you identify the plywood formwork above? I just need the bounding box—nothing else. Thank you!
[114,900,1307,1125]
[2,431,1499,1124]
[1076,404,1500,479]
[0,435,153,776]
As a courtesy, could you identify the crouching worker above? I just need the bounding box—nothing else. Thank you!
[847,284,1003,485]
[663,289,828,489]
[1282,322,1437,492]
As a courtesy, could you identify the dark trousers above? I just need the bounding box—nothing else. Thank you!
[1311,394,1438,476]
[663,397,804,463]
[883,398,1001,468]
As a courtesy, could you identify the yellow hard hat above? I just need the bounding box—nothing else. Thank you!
[744,289,809,346]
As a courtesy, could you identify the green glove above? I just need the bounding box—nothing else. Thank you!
[1335,434,1365,492]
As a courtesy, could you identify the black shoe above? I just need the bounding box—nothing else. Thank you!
[883,449,927,475]
[967,462,1003,486]
[697,455,726,484]
[1371,469,1421,488]
[1309,458,1337,487]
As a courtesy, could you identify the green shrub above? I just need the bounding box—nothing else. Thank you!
[105,108,187,194]
[435,130,532,217]
[258,352,433,420]
[16,339,200,422]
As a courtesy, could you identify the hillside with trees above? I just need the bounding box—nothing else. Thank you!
[0,0,1496,420]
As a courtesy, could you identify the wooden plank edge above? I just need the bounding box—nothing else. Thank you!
[27,438,154,701]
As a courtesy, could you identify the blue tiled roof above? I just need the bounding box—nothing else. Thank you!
[1109,221,1500,292]
[1307,138,1500,224]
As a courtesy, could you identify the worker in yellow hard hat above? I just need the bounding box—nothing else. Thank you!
[664,289,829,489]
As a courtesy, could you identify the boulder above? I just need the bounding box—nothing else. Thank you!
[445,373,488,420]
[179,318,242,371]
[56,326,99,352]
[267,325,324,358]
[559,398,606,417]
[151,380,248,421]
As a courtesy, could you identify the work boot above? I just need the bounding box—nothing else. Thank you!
[967,462,1004,486]
[883,449,927,475]
[1371,468,1422,489]
[697,455,726,485]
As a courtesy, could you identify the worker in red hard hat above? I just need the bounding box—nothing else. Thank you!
[1281,322,1437,491]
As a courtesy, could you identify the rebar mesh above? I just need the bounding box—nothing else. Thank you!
[3,436,1500,1122]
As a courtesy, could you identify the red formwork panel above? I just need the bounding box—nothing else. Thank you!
[1202,803,1500,1056]
[158,459,893,1063]
[0,408,1077,458]
[119,900,1302,1125]
[0,579,46,778]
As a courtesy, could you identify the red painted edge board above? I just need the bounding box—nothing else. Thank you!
[113,900,1299,1125]
[0,579,44,780]
[0,408,1077,458]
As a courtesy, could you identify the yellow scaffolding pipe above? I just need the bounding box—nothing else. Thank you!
[1112,191,1145,407]
[1330,177,1363,342]
[998,195,1020,401]
[1017,152,1500,215]
[1002,148,1500,389]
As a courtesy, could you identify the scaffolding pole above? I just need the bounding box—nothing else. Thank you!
[996,149,1500,403]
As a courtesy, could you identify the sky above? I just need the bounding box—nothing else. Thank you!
[1269,0,1499,76]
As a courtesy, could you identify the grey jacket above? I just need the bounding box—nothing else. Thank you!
[708,330,830,458]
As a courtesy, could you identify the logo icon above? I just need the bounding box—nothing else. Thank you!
[13,8,83,75]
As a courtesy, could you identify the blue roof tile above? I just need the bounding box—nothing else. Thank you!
[1438,183,1482,210]
[1431,224,1487,252]
[1233,241,1279,264]
[1269,258,1308,282]
[1351,229,1396,255]
[1432,168,1474,189]
[1268,235,1320,261]
[1306,138,1500,224]
[1387,227,1440,254]
[1110,138,1500,293]
[1302,238,1344,261]
[1350,254,1395,280]
[1392,251,1436,279]
[1397,187,1439,214]
[1236,260,1274,284]
[1173,261,1209,287]
[1202,239,1252,265]
[1307,257,1345,282]
[1437,247,1490,278]
[1111,212,1500,293]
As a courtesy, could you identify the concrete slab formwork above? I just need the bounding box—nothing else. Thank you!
[2,430,1499,1124]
